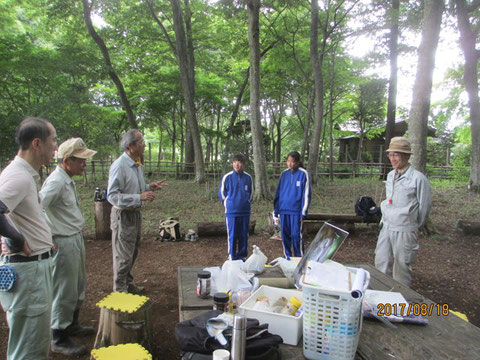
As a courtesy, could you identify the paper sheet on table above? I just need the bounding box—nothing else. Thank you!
[303,260,350,292]
[364,289,408,316]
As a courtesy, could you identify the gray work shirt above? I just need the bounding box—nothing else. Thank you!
[107,152,150,209]
[40,166,84,237]
[0,156,53,255]
[381,165,432,232]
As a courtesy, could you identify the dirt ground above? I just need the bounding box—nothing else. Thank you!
[1,178,480,359]
[1,224,479,359]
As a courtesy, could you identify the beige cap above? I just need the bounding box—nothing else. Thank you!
[57,138,97,159]
[386,136,412,154]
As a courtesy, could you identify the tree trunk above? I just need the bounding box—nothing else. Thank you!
[170,0,205,183]
[307,0,325,183]
[215,105,221,162]
[301,86,315,160]
[81,0,138,129]
[408,0,444,173]
[455,0,480,192]
[179,101,185,163]
[171,107,177,164]
[384,0,399,176]
[247,0,271,200]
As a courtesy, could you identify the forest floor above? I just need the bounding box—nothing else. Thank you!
[1,178,479,359]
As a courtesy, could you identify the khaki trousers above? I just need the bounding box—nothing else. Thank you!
[51,232,86,330]
[0,257,53,360]
[374,226,419,287]
[111,208,142,292]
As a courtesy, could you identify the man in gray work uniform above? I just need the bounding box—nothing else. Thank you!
[107,129,167,294]
[0,117,57,359]
[40,138,97,356]
[375,137,432,287]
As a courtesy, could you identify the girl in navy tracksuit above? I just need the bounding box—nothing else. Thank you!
[274,151,311,259]
[218,154,253,260]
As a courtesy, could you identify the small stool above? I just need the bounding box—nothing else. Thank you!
[94,292,154,352]
[91,343,152,360]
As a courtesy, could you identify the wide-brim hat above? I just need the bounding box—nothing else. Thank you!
[386,137,412,154]
[57,138,97,159]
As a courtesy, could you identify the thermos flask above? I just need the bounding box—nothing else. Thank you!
[231,314,246,360]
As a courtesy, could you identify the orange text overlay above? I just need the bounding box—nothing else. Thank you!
[377,303,450,317]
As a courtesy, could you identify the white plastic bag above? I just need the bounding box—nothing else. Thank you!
[203,266,221,295]
[217,260,253,293]
[270,257,297,278]
[244,245,268,274]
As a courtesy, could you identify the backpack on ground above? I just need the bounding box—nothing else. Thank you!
[355,196,381,222]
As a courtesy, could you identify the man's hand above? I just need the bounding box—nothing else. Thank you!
[140,191,156,201]
[1,238,9,255]
[1,238,31,256]
[149,179,168,191]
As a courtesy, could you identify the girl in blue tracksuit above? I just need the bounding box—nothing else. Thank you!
[274,151,311,259]
[218,154,253,260]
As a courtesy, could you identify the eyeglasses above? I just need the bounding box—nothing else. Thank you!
[69,156,87,163]
[388,152,403,158]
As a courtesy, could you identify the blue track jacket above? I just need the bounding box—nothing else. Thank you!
[274,167,311,219]
[218,170,253,216]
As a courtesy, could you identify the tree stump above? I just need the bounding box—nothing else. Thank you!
[93,293,154,353]
[196,220,256,237]
[456,220,480,235]
[94,201,112,240]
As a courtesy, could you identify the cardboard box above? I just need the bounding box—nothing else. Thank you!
[238,285,303,346]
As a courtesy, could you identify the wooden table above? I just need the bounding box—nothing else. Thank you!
[177,264,480,359]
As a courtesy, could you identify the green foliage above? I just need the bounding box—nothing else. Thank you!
[0,0,472,179]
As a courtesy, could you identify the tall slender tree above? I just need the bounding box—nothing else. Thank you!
[170,0,205,182]
[384,0,400,174]
[81,0,138,129]
[456,0,480,192]
[307,0,324,183]
[247,0,270,200]
[408,0,444,173]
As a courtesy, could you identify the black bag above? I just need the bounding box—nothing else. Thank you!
[175,310,283,360]
[355,196,381,222]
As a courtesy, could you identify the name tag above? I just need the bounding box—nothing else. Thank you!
[296,181,300,187]
[245,185,248,191]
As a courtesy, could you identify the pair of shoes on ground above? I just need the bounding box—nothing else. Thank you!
[51,320,95,357]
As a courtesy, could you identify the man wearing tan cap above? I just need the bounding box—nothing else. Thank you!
[40,137,96,357]
[375,136,432,287]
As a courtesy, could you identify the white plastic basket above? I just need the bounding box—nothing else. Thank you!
[301,267,370,360]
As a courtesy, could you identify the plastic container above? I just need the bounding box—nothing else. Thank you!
[279,296,302,316]
[196,271,211,299]
[301,267,370,360]
[239,285,303,346]
[213,292,229,312]
[236,284,252,307]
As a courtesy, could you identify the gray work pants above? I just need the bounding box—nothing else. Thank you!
[51,232,86,330]
[374,226,419,287]
[111,208,142,292]
[0,257,53,360]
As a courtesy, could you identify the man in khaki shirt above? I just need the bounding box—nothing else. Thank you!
[40,138,96,357]
[0,117,57,360]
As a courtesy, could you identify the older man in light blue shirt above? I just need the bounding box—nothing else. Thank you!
[40,137,97,357]
[107,129,166,293]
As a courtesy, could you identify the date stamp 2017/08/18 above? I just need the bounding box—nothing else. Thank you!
[377,303,450,317]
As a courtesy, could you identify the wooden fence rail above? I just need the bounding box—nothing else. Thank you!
[0,159,466,183]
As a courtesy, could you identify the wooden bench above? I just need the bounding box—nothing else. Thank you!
[303,213,380,234]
